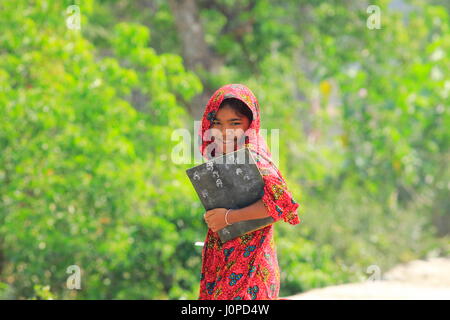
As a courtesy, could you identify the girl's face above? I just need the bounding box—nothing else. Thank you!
[210,105,251,155]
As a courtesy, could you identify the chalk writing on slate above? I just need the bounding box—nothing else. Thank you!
[186,147,274,243]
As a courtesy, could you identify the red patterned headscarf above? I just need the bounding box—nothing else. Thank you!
[198,83,301,225]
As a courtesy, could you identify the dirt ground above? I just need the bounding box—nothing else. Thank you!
[286,257,450,300]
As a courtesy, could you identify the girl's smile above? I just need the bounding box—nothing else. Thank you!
[210,104,251,154]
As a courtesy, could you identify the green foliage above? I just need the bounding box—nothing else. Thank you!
[0,0,202,299]
[0,0,448,300]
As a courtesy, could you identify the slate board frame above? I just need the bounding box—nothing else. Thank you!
[186,147,274,243]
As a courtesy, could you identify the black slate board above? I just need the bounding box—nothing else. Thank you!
[186,147,274,243]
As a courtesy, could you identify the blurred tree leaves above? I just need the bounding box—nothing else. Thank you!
[0,0,202,299]
[0,0,448,300]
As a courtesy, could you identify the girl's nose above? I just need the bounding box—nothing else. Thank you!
[221,127,231,138]
[222,126,227,139]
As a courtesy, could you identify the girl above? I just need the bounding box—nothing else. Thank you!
[198,83,301,300]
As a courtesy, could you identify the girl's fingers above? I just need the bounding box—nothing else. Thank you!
[205,210,215,218]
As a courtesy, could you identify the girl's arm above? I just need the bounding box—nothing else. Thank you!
[203,199,273,232]
[227,199,273,224]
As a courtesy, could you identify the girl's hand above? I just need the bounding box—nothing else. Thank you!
[204,208,229,232]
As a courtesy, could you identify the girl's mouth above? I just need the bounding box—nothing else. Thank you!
[216,137,236,144]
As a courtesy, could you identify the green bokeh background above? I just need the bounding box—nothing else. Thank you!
[0,0,448,299]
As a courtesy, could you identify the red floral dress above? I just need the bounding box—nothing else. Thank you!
[197,84,301,300]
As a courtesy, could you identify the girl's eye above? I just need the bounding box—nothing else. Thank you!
[232,123,241,126]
